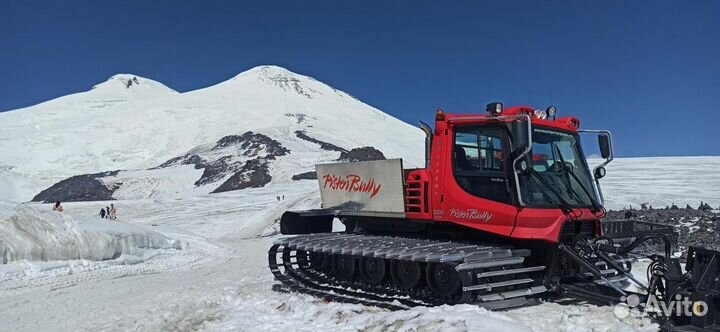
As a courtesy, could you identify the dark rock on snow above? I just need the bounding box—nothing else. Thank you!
[291,171,317,181]
[32,171,121,203]
[699,202,713,211]
[195,156,237,186]
[294,130,347,152]
[212,158,272,193]
[213,131,290,158]
[154,154,207,170]
[32,131,293,201]
[605,208,720,252]
[196,132,289,186]
[338,147,386,162]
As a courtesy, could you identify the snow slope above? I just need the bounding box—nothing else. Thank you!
[0,66,424,202]
[0,183,659,332]
[0,201,180,264]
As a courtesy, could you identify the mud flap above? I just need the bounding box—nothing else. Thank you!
[280,210,335,235]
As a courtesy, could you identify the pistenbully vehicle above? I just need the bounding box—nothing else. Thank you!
[269,103,720,331]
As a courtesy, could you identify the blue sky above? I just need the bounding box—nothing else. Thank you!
[1,1,718,157]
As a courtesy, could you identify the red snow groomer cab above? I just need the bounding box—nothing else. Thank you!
[270,104,720,331]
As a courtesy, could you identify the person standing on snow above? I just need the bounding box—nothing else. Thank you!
[110,204,117,220]
[100,208,106,219]
[105,206,111,219]
[52,201,64,213]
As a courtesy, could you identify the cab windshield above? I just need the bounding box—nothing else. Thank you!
[519,128,599,208]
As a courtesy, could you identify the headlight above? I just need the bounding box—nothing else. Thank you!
[534,110,547,120]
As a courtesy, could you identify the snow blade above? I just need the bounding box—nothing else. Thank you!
[280,210,335,234]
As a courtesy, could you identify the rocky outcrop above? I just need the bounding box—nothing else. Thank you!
[212,158,272,193]
[153,154,207,169]
[291,171,317,181]
[32,131,293,201]
[194,156,237,186]
[125,76,140,88]
[213,132,290,157]
[295,131,346,152]
[153,131,291,188]
[31,171,121,203]
[338,147,386,162]
[290,147,385,181]
[605,208,720,254]
[194,132,289,186]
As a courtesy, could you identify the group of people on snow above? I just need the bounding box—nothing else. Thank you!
[276,195,285,201]
[100,204,118,220]
[51,201,118,220]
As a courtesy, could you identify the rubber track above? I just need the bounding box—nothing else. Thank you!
[268,233,549,309]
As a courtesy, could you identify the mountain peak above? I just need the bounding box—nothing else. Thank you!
[218,65,324,99]
[92,74,178,95]
[231,65,302,81]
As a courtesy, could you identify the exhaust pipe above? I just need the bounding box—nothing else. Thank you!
[419,121,433,168]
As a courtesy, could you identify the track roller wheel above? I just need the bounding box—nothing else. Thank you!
[390,260,423,289]
[359,257,387,284]
[331,255,356,280]
[309,251,327,270]
[426,263,461,298]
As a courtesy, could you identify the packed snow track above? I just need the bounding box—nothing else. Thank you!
[0,182,664,332]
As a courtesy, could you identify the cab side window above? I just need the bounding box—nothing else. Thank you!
[453,127,509,203]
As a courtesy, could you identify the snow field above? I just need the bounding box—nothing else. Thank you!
[0,201,181,264]
[593,156,720,210]
[0,181,666,332]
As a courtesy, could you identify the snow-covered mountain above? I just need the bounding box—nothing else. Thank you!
[0,66,425,201]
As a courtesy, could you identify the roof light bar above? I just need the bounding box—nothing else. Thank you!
[486,102,503,116]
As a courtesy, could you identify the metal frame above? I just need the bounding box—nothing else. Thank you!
[507,114,533,207]
[419,121,433,169]
[578,129,614,204]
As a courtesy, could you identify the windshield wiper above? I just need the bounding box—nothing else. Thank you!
[552,144,595,209]
[525,168,574,214]
[562,165,604,214]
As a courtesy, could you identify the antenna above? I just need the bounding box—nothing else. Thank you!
[548,90,554,106]
[547,91,557,120]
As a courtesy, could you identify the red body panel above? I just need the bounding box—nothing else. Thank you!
[512,208,598,240]
[403,107,600,243]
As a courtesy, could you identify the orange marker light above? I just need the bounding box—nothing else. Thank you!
[436,109,446,121]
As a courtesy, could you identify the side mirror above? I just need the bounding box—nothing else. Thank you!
[511,119,531,172]
[511,119,530,153]
[599,135,611,159]
[594,166,607,179]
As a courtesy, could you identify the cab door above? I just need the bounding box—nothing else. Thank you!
[438,124,519,236]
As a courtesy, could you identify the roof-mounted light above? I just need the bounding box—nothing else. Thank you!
[546,105,557,118]
[486,102,503,116]
[435,109,446,121]
[558,117,580,129]
[517,108,533,117]
[533,109,547,120]
[568,118,580,129]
